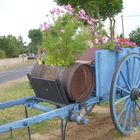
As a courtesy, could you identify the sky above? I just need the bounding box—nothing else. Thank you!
[0,0,58,44]
[114,0,140,37]
[0,0,140,44]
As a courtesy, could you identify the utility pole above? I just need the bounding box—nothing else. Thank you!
[121,14,125,39]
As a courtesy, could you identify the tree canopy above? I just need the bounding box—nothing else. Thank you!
[0,35,22,58]
[55,0,123,40]
[55,0,123,20]
[55,0,97,18]
[28,29,42,54]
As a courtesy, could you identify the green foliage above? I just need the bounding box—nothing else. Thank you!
[55,0,123,40]
[99,0,123,20]
[55,0,98,18]
[96,38,137,52]
[96,41,117,51]
[28,42,38,54]
[55,0,123,20]
[129,27,140,46]
[42,14,91,66]
[0,35,22,58]
[0,49,6,58]
[28,29,43,53]
[96,40,121,52]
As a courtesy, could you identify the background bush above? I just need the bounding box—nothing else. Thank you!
[0,49,6,58]
[0,35,22,58]
[129,27,140,46]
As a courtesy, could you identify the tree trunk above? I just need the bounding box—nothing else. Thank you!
[109,17,115,41]
[96,2,101,27]
[112,17,116,40]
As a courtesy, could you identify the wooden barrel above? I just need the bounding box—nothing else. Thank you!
[31,63,96,102]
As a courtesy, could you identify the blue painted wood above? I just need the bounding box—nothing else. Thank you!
[95,47,140,100]
[0,96,99,134]
[110,53,140,135]
[0,96,36,109]
[32,104,53,112]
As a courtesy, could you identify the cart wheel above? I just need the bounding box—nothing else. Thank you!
[110,53,140,135]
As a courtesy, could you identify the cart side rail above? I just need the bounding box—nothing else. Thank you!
[95,47,140,100]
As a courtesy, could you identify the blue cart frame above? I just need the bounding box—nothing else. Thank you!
[0,47,140,139]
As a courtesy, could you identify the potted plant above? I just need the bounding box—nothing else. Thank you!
[41,5,98,66]
[96,37,137,51]
[31,5,97,102]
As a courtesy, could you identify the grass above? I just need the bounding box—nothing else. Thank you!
[0,77,135,140]
[0,80,60,140]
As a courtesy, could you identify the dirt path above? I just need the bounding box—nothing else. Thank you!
[31,106,140,140]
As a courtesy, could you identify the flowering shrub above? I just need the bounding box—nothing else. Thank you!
[117,38,137,48]
[40,5,97,66]
[96,37,137,52]
[40,4,137,65]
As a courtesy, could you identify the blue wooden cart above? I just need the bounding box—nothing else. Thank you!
[0,47,140,140]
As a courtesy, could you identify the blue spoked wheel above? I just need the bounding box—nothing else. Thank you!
[110,53,140,135]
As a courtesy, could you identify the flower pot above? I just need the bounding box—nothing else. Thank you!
[77,47,100,64]
[31,63,95,102]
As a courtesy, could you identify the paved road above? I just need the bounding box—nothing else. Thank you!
[0,64,34,84]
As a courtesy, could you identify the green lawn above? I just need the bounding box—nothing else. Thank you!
[0,80,59,140]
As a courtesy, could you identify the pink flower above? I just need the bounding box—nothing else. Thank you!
[87,19,94,26]
[124,38,129,42]
[78,9,97,26]
[79,9,86,16]
[40,22,51,31]
[124,41,130,46]
[50,9,54,15]
[50,8,61,15]
[129,42,137,47]
[60,29,65,33]
[79,14,86,20]
[117,38,124,43]
[90,18,98,24]
[61,10,65,13]
[118,37,138,48]
[64,4,73,15]
[79,9,87,20]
